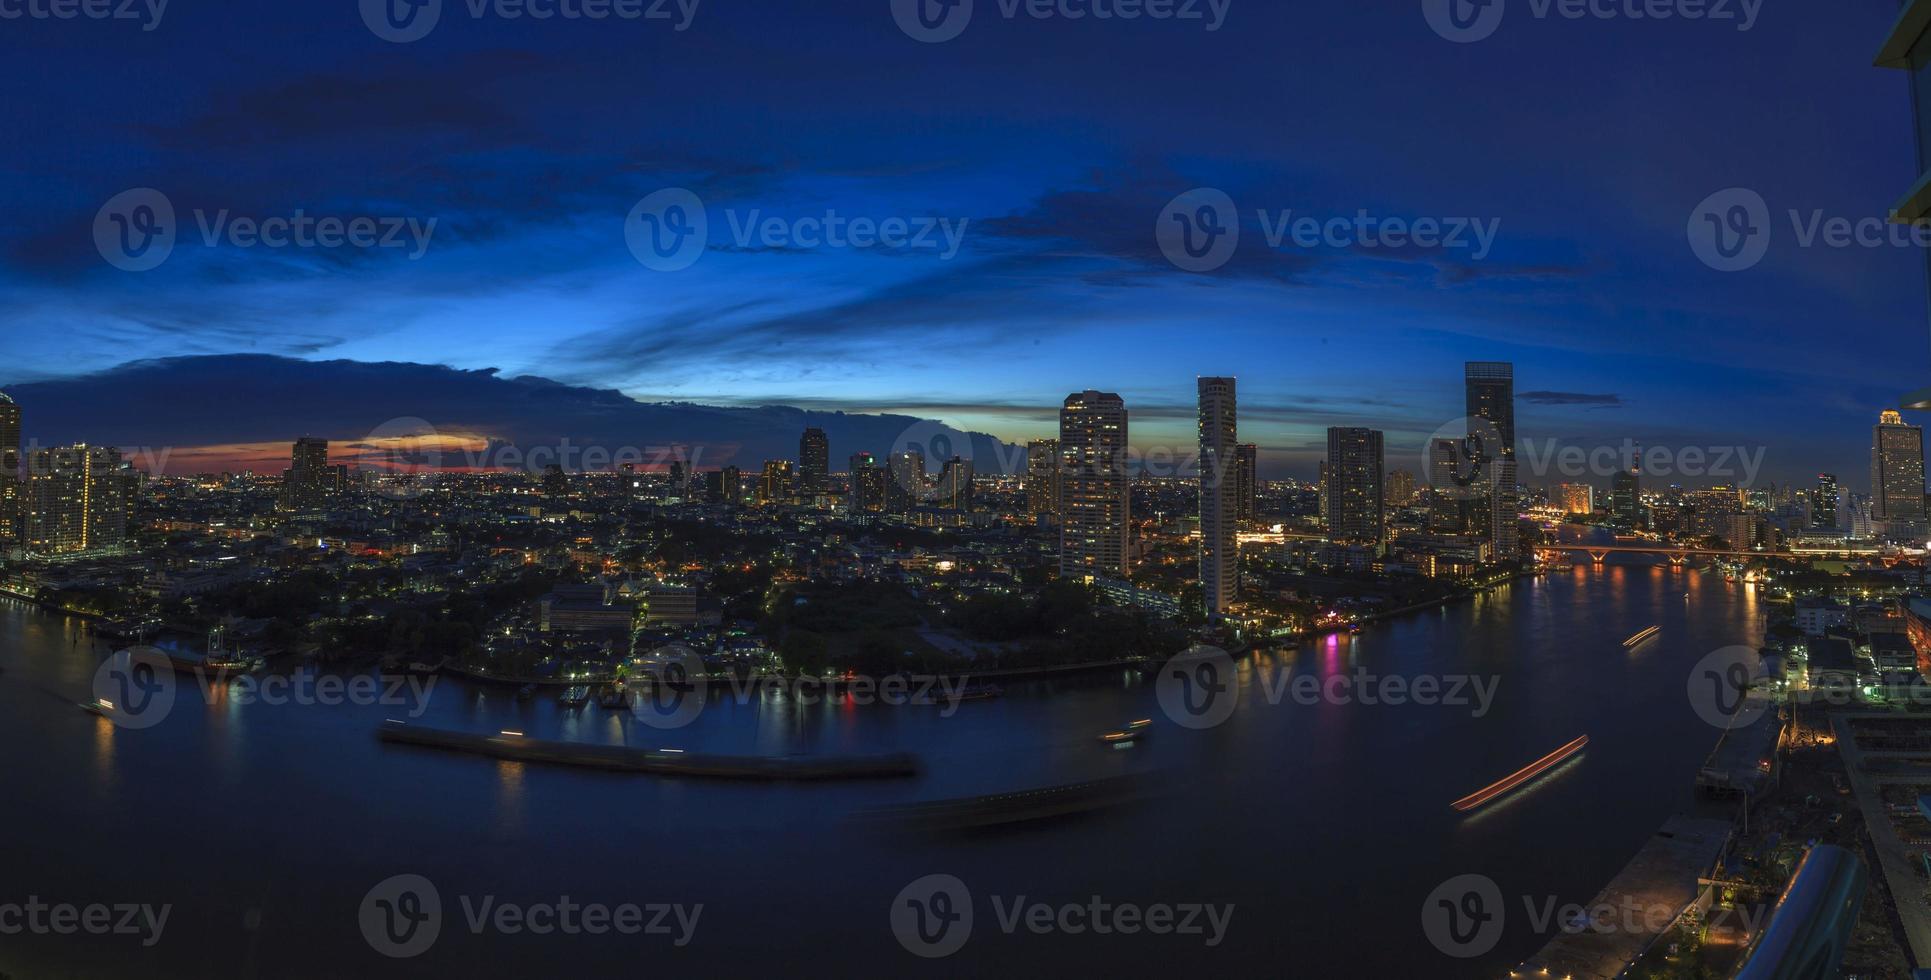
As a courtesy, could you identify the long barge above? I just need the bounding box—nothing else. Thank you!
[1451,735,1589,812]
[853,773,1153,831]
[376,720,919,781]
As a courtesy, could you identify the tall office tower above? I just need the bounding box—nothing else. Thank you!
[24,445,127,556]
[1611,465,1644,527]
[1872,410,1927,539]
[1811,473,1841,531]
[1317,460,1330,522]
[1234,443,1258,523]
[848,452,884,512]
[758,460,795,505]
[710,465,743,505]
[0,391,19,545]
[1025,439,1061,518]
[1058,390,1130,580]
[1556,483,1595,515]
[887,449,926,512]
[1465,362,1518,558]
[935,456,975,512]
[798,427,829,498]
[1324,428,1385,545]
[1428,438,1479,533]
[668,459,688,497]
[1384,468,1417,507]
[1197,377,1239,616]
[280,437,331,512]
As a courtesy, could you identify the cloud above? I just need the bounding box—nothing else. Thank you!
[1519,390,1622,406]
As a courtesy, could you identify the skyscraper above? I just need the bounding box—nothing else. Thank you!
[1872,410,1927,539]
[887,449,925,512]
[1810,473,1840,531]
[798,427,829,498]
[759,460,795,505]
[24,444,127,556]
[281,437,331,512]
[1026,439,1060,518]
[1324,427,1384,545]
[1385,468,1417,508]
[935,456,975,512]
[1058,391,1130,581]
[1555,483,1595,515]
[848,452,886,512]
[0,391,19,546]
[1234,443,1258,524]
[1197,377,1238,616]
[1611,465,1644,527]
[1466,362,1518,559]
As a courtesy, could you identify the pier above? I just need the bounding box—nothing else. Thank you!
[376,721,919,781]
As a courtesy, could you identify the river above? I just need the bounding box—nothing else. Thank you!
[0,560,1760,978]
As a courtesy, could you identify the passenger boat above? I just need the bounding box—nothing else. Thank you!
[558,686,591,707]
[1623,626,1661,649]
[1099,719,1153,746]
[596,684,629,709]
[1450,735,1589,812]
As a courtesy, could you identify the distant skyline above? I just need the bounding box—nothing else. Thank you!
[0,3,1925,488]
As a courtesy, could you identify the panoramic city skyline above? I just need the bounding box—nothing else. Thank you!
[0,4,1924,485]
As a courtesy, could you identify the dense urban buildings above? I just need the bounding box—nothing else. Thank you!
[1324,427,1384,545]
[1197,377,1239,616]
[22,444,127,556]
[1871,410,1926,541]
[1057,390,1130,580]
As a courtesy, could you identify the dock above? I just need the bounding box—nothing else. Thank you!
[1515,816,1734,980]
[376,721,919,781]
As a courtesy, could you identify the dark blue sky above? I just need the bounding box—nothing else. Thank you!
[0,0,1924,485]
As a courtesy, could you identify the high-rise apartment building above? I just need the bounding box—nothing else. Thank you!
[281,437,331,512]
[1197,377,1239,616]
[848,452,886,512]
[798,427,829,498]
[887,449,925,512]
[24,444,127,556]
[1611,466,1644,527]
[1872,410,1927,539]
[1555,482,1594,515]
[0,391,19,546]
[1058,390,1130,580]
[1385,468,1417,508]
[1026,439,1060,518]
[1324,427,1384,545]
